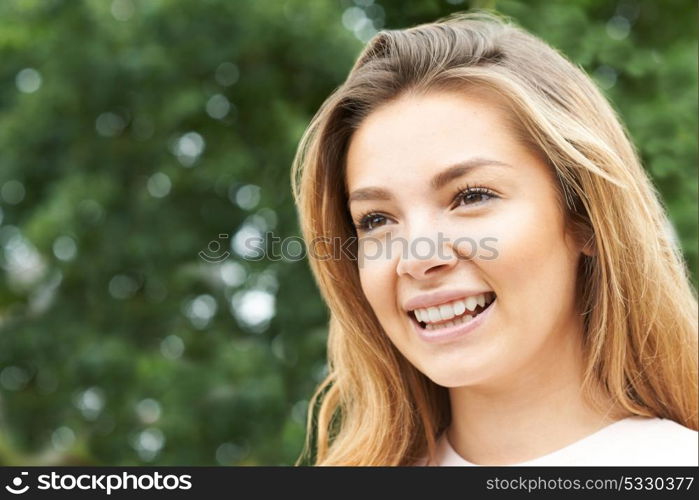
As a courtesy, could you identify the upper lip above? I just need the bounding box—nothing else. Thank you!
[403,289,494,312]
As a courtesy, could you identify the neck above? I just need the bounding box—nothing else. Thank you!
[447,321,623,465]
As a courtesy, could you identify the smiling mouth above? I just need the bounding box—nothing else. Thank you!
[409,292,497,331]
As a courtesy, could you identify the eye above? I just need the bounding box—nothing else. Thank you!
[453,185,498,208]
[354,212,389,232]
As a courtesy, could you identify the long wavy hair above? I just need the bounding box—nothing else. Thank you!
[291,12,698,465]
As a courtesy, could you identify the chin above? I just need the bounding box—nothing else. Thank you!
[420,364,489,389]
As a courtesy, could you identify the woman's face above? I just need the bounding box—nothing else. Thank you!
[345,90,587,388]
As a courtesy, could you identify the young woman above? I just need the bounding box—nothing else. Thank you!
[291,12,698,466]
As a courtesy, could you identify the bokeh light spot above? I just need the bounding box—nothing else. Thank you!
[16,68,42,93]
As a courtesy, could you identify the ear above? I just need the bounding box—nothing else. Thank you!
[580,235,597,257]
[565,217,596,257]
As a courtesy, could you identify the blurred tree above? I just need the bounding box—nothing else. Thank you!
[0,0,695,465]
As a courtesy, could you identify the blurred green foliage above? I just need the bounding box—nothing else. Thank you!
[0,0,695,465]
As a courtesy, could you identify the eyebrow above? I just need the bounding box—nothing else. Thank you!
[347,157,513,205]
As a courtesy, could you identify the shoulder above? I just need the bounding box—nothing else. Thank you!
[591,416,698,466]
[615,416,697,443]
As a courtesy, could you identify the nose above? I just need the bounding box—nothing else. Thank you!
[395,227,459,280]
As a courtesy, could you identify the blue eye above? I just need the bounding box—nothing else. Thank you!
[352,185,497,232]
[355,213,387,232]
[454,185,497,207]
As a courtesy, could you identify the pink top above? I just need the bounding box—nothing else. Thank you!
[424,417,698,466]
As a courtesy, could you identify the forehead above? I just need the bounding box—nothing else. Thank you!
[345,91,528,188]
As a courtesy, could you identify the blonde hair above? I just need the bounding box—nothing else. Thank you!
[291,12,698,465]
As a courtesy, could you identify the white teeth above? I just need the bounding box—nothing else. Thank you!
[412,293,494,327]
[423,313,476,331]
[428,307,441,323]
[439,304,455,321]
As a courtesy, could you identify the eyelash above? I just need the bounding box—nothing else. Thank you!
[353,184,498,232]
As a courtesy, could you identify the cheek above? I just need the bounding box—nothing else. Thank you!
[357,243,398,324]
[474,202,579,312]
